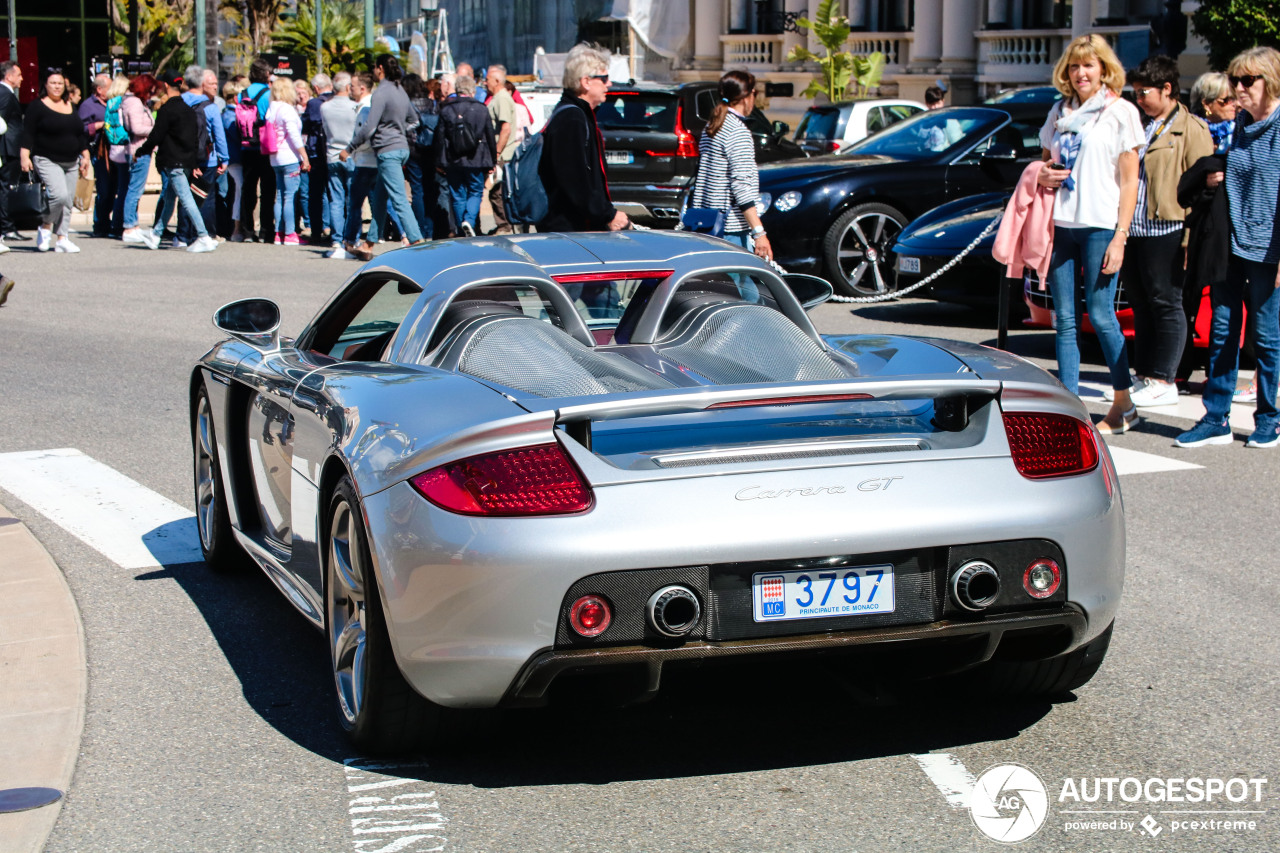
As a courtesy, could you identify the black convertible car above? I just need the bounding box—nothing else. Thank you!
[758,104,1049,296]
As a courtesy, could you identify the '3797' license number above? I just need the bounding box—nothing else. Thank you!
[751,566,896,622]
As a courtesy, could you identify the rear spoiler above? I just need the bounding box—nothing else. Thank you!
[550,376,1003,448]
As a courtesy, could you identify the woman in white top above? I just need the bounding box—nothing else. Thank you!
[1037,34,1144,433]
[265,78,310,244]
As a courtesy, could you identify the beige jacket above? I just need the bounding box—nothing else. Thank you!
[1142,106,1213,223]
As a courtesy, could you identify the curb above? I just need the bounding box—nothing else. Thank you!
[0,501,87,853]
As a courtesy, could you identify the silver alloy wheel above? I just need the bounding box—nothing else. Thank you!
[328,499,368,727]
[835,210,903,296]
[194,395,217,553]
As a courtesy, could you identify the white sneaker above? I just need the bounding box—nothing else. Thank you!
[1129,380,1179,408]
[54,237,80,253]
[172,237,189,249]
[141,230,161,250]
[325,246,352,259]
[0,240,10,255]
[121,228,145,244]
[460,221,475,237]
[35,228,52,252]
[186,235,218,253]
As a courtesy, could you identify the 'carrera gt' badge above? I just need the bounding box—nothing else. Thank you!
[734,477,902,501]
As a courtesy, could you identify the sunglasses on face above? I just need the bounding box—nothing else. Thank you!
[588,74,609,83]
[1229,74,1263,89]
[1213,97,1236,107]
[1134,87,1163,98]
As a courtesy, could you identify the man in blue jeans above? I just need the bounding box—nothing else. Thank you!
[435,74,495,237]
[134,76,217,253]
[321,72,357,258]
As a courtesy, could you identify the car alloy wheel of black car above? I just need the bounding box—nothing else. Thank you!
[823,202,907,297]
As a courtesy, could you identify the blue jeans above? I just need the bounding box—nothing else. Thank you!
[377,148,421,243]
[446,167,486,232]
[152,167,206,239]
[297,170,310,230]
[405,155,434,240]
[723,231,751,250]
[1201,256,1280,428]
[344,166,378,245]
[273,164,301,236]
[122,154,150,229]
[326,159,352,245]
[1048,226,1131,394]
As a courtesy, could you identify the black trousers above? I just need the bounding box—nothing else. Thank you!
[308,155,328,242]
[240,149,276,241]
[0,157,20,233]
[92,155,112,235]
[1122,229,1186,382]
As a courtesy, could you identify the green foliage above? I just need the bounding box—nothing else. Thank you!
[270,2,389,76]
[784,0,885,102]
[1192,0,1280,70]
[109,0,194,76]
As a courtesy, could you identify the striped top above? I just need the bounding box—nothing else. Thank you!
[691,111,759,234]
[1226,107,1280,263]
[1130,112,1182,238]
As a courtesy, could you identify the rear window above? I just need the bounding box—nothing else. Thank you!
[796,107,840,141]
[596,93,678,132]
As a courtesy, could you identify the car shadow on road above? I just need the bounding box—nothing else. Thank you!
[144,555,1067,782]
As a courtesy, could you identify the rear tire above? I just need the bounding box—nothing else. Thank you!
[192,385,248,572]
[973,621,1114,697]
[822,203,907,297]
[326,477,441,754]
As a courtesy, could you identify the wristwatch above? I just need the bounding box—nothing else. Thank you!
[751,224,766,237]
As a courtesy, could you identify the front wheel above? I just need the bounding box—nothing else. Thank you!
[822,203,907,297]
[327,477,440,753]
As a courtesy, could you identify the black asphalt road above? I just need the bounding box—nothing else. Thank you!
[0,238,1275,852]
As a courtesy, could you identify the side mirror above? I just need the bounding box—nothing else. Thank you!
[214,298,281,350]
[982,142,1019,161]
[783,273,833,310]
[772,119,790,138]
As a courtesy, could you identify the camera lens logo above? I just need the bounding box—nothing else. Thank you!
[969,764,1050,843]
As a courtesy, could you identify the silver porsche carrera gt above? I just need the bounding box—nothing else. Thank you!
[190,230,1124,752]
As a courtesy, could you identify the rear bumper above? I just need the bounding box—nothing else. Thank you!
[609,182,689,226]
[504,606,1088,707]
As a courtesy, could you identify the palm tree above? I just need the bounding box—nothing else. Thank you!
[271,2,389,76]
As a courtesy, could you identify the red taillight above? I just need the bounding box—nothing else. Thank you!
[1023,559,1062,599]
[1003,412,1100,479]
[674,103,698,157]
[409,443,593,516]
[552,270,673,283]
[828,141,841,152]
[569,595,612,637]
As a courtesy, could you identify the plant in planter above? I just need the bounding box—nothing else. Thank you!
[786,0,886,102]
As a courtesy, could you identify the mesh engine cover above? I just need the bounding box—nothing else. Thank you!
[658,304,855,385]
[457,317,676,398]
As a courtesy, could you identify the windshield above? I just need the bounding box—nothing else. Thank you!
[596,93,678,132]
[796,107,840,140]
[986,87,1062,105]
[843,110,997,158]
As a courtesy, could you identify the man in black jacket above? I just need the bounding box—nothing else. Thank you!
[436,74,495,237]
[0,60,26,246]
[537,43,628,233]
[135,76,217,253]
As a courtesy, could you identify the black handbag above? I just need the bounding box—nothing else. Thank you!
[8,170,45,218]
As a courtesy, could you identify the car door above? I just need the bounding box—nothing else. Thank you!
[943,122,1036,202]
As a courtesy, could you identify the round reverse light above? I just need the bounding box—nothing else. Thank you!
[774,190,802,212]
[1023,559,1061,599]
[569,595,612,637]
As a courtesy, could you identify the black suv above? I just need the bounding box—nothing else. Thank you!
[598,82,807,227]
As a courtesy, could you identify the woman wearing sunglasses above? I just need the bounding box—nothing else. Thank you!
[1176,47,1280,448]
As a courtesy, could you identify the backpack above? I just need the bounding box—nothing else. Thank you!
[235,86,268,151]
[259,104,280,155]
[442,100,479,159]
[414,100,438,152]
[104,95,128,145]
[503,104,573,226]
[189,96,213,162]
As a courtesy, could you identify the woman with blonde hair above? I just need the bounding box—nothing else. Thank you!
[264,76,309,244]
[1176,46,1280,448]
[103,73,132,237]
[1036,34,1144,432]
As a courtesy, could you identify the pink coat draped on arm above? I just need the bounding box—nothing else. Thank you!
[992,160,1056,287]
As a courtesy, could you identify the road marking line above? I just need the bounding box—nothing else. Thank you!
[914,752,977,810]
[1104,446,1203,476]
[344,759,448,852]
[0,448,202,568]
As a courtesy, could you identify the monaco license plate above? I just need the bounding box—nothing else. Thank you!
[752,566,896,622]
[897,256,921,274]
[605,150,634,165]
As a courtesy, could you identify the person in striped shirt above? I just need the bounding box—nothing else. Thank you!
[689,70,772,262]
